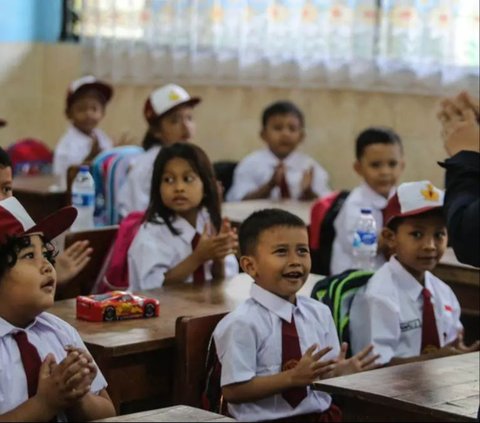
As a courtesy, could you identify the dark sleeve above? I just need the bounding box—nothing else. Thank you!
[439,151,480,267]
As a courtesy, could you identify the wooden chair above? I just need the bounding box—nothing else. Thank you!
[55,225,118,299]
[174,313,227,407]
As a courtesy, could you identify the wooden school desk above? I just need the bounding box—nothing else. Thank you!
[222,199,314,225]
[313,352,479,422]
[50,273,322,413]
[94,405,234,422]
[13,174,68,221]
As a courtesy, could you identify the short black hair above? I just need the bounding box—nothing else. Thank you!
[386,208,445,232]
[356,127,403,160]
[0,147,12,168]
[239,208,307,255]
[262,101,305,128]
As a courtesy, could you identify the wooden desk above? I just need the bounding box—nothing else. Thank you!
[13,174,68,221]
[50,274,321,413]
[313,352,479,422]
[222,199,314,225]
[94,405,234,422]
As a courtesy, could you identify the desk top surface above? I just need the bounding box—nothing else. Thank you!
[13,174,65,194]
[50,273,321,356]
[313,352,479,421]
[94,405,234,422]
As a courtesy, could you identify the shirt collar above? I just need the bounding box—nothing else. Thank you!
[69,124,98,141]
[360,183,394,209]
[250,283,295,322]
[264,148,299,168]
[0,315,40,338]
[389,256,424,301]
[173,207,210,244]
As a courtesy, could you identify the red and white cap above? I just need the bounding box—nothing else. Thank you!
[0,197,77,245]
[66,75,113,108]
[144,84,201,123]
[383,180,444,226]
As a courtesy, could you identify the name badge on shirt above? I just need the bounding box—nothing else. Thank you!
[400,319,421,332]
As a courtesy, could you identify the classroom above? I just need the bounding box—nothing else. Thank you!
[0,1,479,422]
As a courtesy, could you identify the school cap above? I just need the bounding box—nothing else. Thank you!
[383,180,444,226]
[144,84,201,123]
[0,197,77,245]
[66,75,113,109]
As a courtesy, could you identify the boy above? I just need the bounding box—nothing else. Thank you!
[54,75,114,181]
[0,197,115,420]
[349,181,480,366]
[226,101,330,202]
[331,127,405,274]
[0,146,92,286]
[213,209,378,422]
[118,83,200,216]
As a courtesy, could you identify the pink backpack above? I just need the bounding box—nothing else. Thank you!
[96,211,145,293]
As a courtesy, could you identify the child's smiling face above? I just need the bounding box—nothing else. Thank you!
[0,235,57,327]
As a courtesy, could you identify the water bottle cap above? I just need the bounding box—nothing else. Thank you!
[360,208,372,214]
[79,165,90,172]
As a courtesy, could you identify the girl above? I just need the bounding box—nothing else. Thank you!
[118,84,201,216]
[128,143,239,290]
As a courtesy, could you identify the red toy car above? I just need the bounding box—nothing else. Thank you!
[76,291,160,322]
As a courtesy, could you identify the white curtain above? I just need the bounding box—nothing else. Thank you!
[81,0,479,95]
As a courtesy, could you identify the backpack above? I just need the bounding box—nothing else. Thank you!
[309,190,350,275]
[311,269,374,357]
[95,211,145,293]
[7,138,53,176]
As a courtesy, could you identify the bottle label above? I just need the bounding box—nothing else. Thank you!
[353,230,377,247]
[72,193,95,207]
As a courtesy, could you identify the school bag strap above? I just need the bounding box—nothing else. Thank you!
[309,190,350,275]
[311,269,374,357]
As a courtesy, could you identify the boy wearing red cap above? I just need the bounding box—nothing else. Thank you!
[0,197,115,420]
[53,76,114,181]
[349,181,479,365]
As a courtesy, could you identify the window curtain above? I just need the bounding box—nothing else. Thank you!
[81,0,479,95]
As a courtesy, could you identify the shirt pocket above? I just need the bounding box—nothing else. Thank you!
[256,335,281,376]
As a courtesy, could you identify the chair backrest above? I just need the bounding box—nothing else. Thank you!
[309,190,350,275]
[311,269,373,357]
[55,225,118,300]
[213,161,237,200]
[7,138,53,176]
[174,313,227,407]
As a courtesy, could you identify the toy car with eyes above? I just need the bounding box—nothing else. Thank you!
[76,291,160,322]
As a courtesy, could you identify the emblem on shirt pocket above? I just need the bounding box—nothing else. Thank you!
[400,319,421,332]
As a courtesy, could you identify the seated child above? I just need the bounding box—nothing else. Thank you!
[226,101,331,202]
[0,146,92,286]
[349,181,480,366]
[118,83,200,216]
[213,208,378,422]
[331,127,405,274]
[128,143,238,290]
[53,75,114,181]
[0,197,115,421]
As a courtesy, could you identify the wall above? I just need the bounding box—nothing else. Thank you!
[0,42,447,190]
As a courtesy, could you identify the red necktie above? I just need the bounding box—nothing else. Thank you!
[191,232,205,285]
[13,332,42,398]
[421,288,440,353]
[281,316,307,408]
[279,173,291,199]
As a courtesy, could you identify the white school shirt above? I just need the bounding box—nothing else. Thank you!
[117,146,161,217]
[226,148,331,202]
[349,256,463,365]
[0,312,107,421]
[213,283,340,422]
[53,125,113,182]
[330,183,394,274]
[128,207,239,290]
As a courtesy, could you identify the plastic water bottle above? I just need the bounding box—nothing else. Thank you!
[352,208,377,270]
[71,165,95,231]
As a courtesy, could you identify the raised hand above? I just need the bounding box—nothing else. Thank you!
[272,163,286,188]
[329,343,380,377]
[299,167,316,200]
[55,240,93,285]
[289,344,337,386]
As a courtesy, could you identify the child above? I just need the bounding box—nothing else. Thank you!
[53,75,114,181]
[349,181,480,366]
[331,127,405,274]
[213,209,378,422]
[128,143,238,290]
[0,146,92,286]
[118,83,200,217]
[226,101,330,202]
[0,197,115,421]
